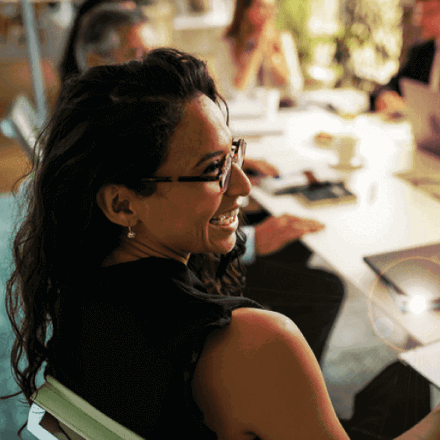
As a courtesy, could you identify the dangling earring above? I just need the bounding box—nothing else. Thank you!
[127,226,136,239]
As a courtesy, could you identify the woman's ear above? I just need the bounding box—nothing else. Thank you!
[96,185,137,226]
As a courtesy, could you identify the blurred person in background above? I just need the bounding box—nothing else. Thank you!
[59,0,137,83]
[215,0,303,107]
[73,2,158,73]
[373,0,440,114]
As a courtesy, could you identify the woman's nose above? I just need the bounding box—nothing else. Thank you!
[226,163,252,197]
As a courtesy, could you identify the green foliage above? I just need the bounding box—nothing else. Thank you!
[338,0,403,86]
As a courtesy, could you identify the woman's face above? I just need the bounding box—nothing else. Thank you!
[130,93,252,263]
[246,0,277,28]
[113,22,158,63]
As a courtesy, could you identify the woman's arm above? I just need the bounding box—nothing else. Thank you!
[232,32,266,90]
[263,30,291,87]
[192,307,350,439]
[394,405,440,440]
[275,32,304,99]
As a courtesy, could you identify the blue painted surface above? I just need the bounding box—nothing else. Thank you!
[0,193,39,440]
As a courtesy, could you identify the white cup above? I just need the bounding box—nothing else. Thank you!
[255,87,280,120]
[266,89,281,120]
[331,135,362,169]
[339,136,357,164]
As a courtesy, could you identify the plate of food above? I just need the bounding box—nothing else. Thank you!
[314,131,336,148]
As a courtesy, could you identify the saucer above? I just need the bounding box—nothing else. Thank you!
[329,157,364,170]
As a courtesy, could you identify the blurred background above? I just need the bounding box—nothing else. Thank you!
[0,0,423,193]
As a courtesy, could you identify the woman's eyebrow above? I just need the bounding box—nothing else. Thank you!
[192,135,234,169]
[193,151,224,169]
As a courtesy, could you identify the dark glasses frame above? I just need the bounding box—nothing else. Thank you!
[140,138,246,192]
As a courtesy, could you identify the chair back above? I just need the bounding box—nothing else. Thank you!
[27,376,145,440]
[28,403,83,440]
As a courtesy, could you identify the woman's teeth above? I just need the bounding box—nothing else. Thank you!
[210,209,239,226]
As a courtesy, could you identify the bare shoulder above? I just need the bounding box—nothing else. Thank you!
[227,307,305,348]
[196,307,307,367]
[196,308,319,385]
[232,306,299,330]
[192,308,349,440]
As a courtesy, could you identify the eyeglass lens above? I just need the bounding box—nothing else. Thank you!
[221,139,246,192]
[222,155,233,191]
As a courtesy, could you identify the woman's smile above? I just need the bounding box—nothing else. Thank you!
[209,207,240,226]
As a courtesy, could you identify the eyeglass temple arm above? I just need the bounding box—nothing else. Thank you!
[140,176,218,183]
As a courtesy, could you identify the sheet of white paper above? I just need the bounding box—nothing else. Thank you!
[230,118,286,137]
[399,341,440,389]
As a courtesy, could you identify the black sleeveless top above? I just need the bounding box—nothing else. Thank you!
[47,257,263,439]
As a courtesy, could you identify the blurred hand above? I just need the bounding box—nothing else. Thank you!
[375,90,407,114]
[254,214,324,256]
[243,158,279,185]
[243,158,279,176]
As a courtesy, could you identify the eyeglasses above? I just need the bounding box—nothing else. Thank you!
[140,138,246,193]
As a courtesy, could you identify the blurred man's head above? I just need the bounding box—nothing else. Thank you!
[414,0,440,41]
[75,3,158,72]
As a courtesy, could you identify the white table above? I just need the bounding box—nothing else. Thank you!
[244,107,440,347]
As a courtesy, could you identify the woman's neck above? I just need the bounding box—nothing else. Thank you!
[102,239,189,267]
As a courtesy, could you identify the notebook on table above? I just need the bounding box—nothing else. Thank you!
[363,242,440,312]
[400,78,440,158]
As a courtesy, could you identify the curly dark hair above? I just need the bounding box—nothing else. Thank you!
[1,48,247,438]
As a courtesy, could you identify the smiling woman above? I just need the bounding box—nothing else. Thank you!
[2,48,440,440]
[2,48,260,438]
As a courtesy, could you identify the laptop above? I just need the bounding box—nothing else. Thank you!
[400,77,440,158]
[363,242,440,312]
